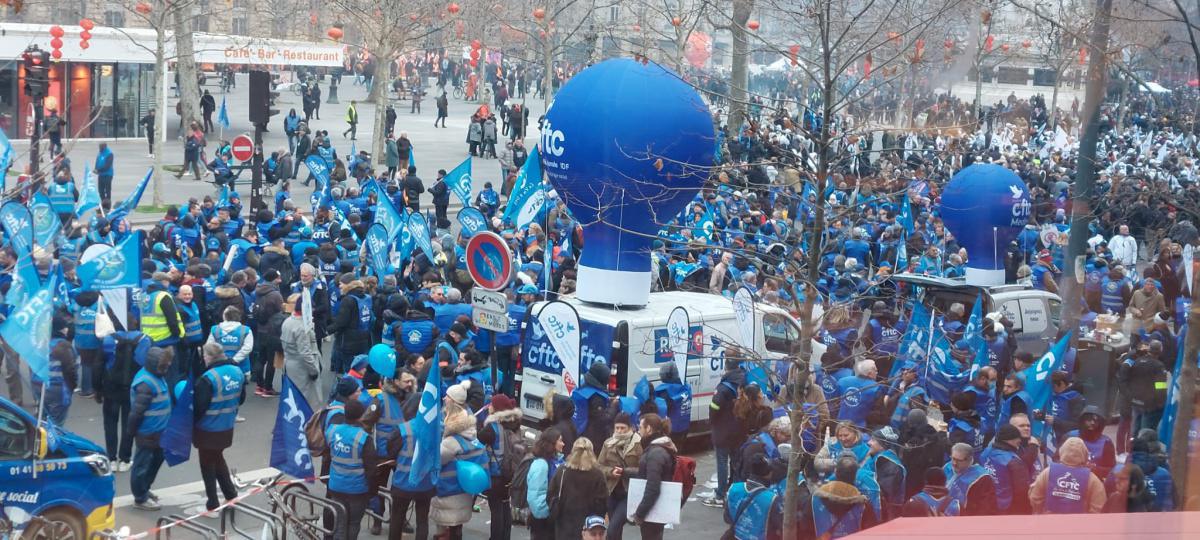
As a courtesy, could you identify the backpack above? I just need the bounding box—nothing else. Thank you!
[508,455,537,513]
[674,455,697,508]
[304,405,341,457]
[500,428,528,479]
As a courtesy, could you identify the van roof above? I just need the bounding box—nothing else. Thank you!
[533,291,792,327]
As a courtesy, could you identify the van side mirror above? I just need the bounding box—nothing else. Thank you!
[36,427,48,460]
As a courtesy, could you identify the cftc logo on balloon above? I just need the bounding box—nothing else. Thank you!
[541,58,715,306]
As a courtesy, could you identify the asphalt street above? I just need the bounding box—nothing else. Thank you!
[2,74,730,537]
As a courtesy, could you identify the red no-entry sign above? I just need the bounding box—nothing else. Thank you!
[231,134,254,162]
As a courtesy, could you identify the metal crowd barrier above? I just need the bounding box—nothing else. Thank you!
[277,484,346,540]
[155,515,219,539]
[220,503,284,540]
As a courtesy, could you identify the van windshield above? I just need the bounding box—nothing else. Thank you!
[764,313,800,353]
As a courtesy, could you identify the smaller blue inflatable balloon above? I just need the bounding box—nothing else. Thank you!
[369,344,397,378]
[456,461,491,495]
[174,380,188,400]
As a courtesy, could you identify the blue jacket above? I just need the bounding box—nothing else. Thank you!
[95,147,114,176]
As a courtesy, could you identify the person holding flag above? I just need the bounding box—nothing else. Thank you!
[325,398,378,540]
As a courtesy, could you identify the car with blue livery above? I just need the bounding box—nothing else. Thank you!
[0,396,115,539]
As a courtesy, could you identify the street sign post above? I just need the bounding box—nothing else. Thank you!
[470,279,511,392]
[465,231,513,291]
[231,134,254,162]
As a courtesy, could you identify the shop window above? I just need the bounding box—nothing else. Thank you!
[1033,69,1058,87]
[996,67,1029,85]
[104,10,125,27]
[232,17,249,36]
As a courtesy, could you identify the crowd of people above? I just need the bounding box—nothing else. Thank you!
[4,49,1200,540]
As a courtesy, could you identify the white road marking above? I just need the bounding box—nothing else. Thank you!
[114,466,281,508]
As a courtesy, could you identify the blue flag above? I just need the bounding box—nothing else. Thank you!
[1159,329,1190,449]
[271,375,315,479]
[1021,332,1072,437]
[892,303,932,378]
[110,168,153,221]
[457,207,488,237]
[899,195,915,234]
[365,223,393,277]
[218,96,231,129]
[7,253,41,308]
[964,294,985,352]
[0,127,12,192]
[745,361,775,400]
[374,191,405,242]
[76,166,102,218]
[408,348,443,487]
[0,277,54,381]
[29,192,62,248]
[896,233,909,270]
[0,201,35,257]
[446,157,473,206]
[79,231,143,290]
[925,330,967,404]
[408,211,434,262]
[503,146,544,229]
[305,156,332,212]
[162,380,193,466]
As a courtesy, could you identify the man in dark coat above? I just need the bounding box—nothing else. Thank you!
[402,166,424,213]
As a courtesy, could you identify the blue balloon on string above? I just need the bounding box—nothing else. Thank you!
[369,344,397,378]
[456,460,491,495]
[541,58,715,306]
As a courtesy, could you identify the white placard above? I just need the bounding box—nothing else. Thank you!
[626,479,682,525]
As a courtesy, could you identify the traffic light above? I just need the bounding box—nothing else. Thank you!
[248,70,280,126]
[22,46,49,98]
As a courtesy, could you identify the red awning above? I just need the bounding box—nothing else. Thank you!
[849,511,1200,538]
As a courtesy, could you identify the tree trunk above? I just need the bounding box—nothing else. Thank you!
[153,30,167,208]
[727,0,752,131]
[371,55,392,166]
[543,36,554,108]
[1048,67,1061,132]
[173,7,200,142]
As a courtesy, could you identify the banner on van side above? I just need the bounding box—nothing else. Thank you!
[524,315,614,381]
[536,301,584,393]
[666,307,690,377]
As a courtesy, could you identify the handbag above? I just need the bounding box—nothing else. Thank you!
[94,298,116,339]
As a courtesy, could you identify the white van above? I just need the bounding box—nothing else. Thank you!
[517,291,806,439]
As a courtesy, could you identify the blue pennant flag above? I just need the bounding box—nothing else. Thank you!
[305,156,332,212]
[407,211,434,262]
[271,375,315,479]
[899,195,915,234]
[374,190,405,242]
[1159,329,1192,449]
[218,96,231,130]
[0,201,35,257]
[924,329,966,404]
[365,223,393,277]
[964,294,984,352]
[29,192,62,247]
[110,168,153,222]
[896,233,909,270]
[0,127,12,192]
[892,303,932,378]
[1021,332,1072,437]
[399,208,415,262]
[503,146,545,229]
[8,253,42,308]
[409,145,416,167]
[457,207,488,237]
[407,348,443,487]
[78,231,143,290]
[76,166,102,218]
[446,157,473,206]
[161,380,193,466]
[0,277,54,381]
[745,361,775,400]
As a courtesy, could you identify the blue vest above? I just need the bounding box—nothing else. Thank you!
[1142,465,1175,512]
[869,319,904,355]
[456,369,495,405]
[889,384,927,428]
[177,301,204,344]
[60,236,84,267]
[836,375,881,428]
[979,446,1018,511]
[373,391,405,457]
[856,468,883,520]
[946,464,988,516]
[485,423,505,477]
[48,181,76,214]
[822,327,857,358]
[984,337,1008,370]
[327,423,370,494]
[948,418,985,455]
[911,491,955,516]
[726,482,778,539]
[1065,430,1112,466]
[496,304,526,346]
[964,386,998,435]
[400,319,436,354]
[212,325,250,360]
[653,382,692,433]
[352,294,372,331]
[863,450,906,507]
[390,422,437,492]
[571,385,609,435]
[73,301,99,350]
[1044,462,1090,514]
[1050,389,1082,423]
[827,439,870,463]
[998,390,1031,430]
[198,364,243,432]
[436,434,487,497]
[1101,276,1127,314]
[131,369,171,435]
[812,494,865,539]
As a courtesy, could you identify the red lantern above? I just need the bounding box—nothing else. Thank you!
[470,49,480,60]
[1078,47,1087,65]
[469,58,478,67]
[410,14,418,21]
[984,35,994,52]
[135,2,152,15]
[533,7,546,20]
[632,24,641,32]
[327,27,344,40]
[539,29,547,38]
[747,20,760,31]
[789,44,800,66]
[944,39,954,49]
[80,30,91,40]
[50,37,63,49]
[1000,43,1009,52]
[51,49,62,59]
[79,18,94,30]
[672,16,682,27]
[80,40,90,50]
[1022,40,1031,49]
[310,13,318,25]
[448,3,460,15]
[49,25,65,38]
[471,39,481,49]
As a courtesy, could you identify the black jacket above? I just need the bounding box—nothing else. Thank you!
[329,287,371,355]
[710,369,746,449]
[630,436,677,520]
[192,359,247,450]
[402,174,424,206]
[430,179,451,206]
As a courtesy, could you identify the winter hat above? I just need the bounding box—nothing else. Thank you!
[351,354,369,370]
[584,361,611,389]
[491,393,517,412]
[447,381,470,406]
[659,362,681,384]
[872,426,899,446]
[263,269,280,282]
[450,322,468,337]
[334,378,360,401]
[996,423,1022,443]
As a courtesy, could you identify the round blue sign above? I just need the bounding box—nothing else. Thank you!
[465,232,513,291]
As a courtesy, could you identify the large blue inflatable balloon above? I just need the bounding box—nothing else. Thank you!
[940,164,1031,285]
[542,58,715,306]
[369,343,397,378]
[456,460,491,495]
